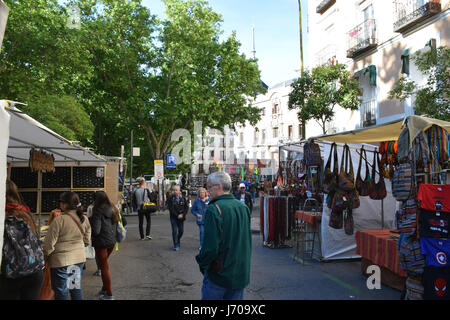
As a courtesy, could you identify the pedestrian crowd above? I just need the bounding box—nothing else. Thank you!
[1,173,264,300]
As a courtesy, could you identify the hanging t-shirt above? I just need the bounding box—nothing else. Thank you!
[422,266,450,300]
[420,238,450,267]
[417,184,450,213]
[419,210,450,238]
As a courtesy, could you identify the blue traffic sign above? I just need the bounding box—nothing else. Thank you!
[166,153,177,169]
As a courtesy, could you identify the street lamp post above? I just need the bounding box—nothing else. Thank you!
[298,0,306,139]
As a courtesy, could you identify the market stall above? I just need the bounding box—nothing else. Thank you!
[260,115,449,279]
[315,115,450,298]
[1,101,122,242]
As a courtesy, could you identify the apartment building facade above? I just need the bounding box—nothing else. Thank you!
[309,0,449,127]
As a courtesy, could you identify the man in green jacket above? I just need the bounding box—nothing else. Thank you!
[195,171,252,300]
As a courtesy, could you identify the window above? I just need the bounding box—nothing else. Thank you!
[210,150,215,159]
[272,104,278,115]
[240,132,244,146]
[254,131,258,144]
[298,124,303,139]
[273,127,278,138]
[261,130,266,143]
[288,125,293,139]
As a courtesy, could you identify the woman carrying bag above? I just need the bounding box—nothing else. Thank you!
[43,192,91,300]
[90,191,120,300]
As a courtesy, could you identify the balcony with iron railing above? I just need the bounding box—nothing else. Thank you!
[347,19,377,59]
[360,99,377,128]
[394,0,441,33]
[316,0,336,14]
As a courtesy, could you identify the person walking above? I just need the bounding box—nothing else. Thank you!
[42,192,91,300]
[196,172,252,300]
[249,179,256,204]
[0,179,44,300]
[191,187,210,250]
[234,182,253,213]
[90,191,119,300]
[167,185,189,251]
[133,177,156,240]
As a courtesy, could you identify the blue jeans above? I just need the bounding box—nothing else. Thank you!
[50,262,85,300]
[201,273,244,300]
[170,218,184,247]
[198,224,205,247]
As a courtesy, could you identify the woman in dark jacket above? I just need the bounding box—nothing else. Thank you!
[91,191,119,300]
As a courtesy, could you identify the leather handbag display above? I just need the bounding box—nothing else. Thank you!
[323,142,339,194]
[355,146,372,197]
[329,209,343,229]
[338,144,355,192]
[344,209,354,235]
[322,143,339,193]
[369,151,387,200]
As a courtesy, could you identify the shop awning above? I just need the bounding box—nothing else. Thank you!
[311,115,450,145]
[2,100,107,165]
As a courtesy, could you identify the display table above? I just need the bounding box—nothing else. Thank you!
[295,210,321,228]
[356,229,407,291]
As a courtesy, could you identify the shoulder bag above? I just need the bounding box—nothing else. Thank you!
[142,189,157,213]
[338,144,355,192]
[369,151,387,200]
[323,142,339,194]
[355,146,372,197]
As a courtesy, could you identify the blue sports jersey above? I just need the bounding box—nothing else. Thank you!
[420,238,450,267]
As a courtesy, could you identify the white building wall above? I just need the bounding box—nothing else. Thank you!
[308,0,449,128]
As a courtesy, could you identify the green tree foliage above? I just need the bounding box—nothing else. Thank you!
[0,0,94,144]
[1,0,266,175]
[25,95,94,142]
[288,64,361,134]
[389,46,449,121]
[70,0,266,162]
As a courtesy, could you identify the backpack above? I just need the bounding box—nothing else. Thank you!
[397,127,410,163]
[303,141,321,167]
[398,234,425,276]
[1,216,44,279]
[391,163,414,201]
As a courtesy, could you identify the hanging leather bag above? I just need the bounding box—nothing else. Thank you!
[323,142,339,194]
[338,144,355,192]
[344,209,354,235]
[329,209,343,229]
[355,146,372,197]
[369,151,387,200]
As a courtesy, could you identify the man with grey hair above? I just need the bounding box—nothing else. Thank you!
[195,171,252,300]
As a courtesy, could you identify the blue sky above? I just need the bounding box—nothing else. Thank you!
[142,0,309,87]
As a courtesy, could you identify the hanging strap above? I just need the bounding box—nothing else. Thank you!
[67,212,85,238]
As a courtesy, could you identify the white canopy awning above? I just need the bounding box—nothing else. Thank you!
[3,100,107,165]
